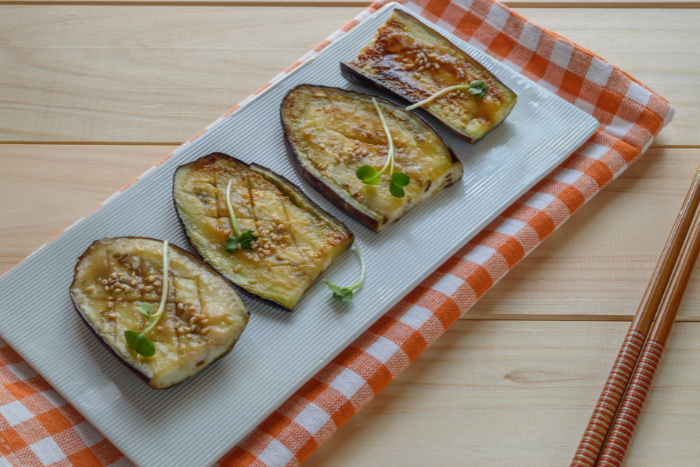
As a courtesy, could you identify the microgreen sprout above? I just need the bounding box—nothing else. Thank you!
[356,98,411,198]
[124,240,169,357]
[225,179,255,253]
[323,242,365,302]
[404,80,489,111]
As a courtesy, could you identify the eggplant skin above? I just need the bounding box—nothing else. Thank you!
[342,9,517,144]
[172,152,354,311]
[281,84,463,233]
[69,237,250,390]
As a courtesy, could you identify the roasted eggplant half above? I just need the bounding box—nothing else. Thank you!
[341,9,517,143]
[70,237,249,390]
[281,84,463,233]
[173,152,354,311]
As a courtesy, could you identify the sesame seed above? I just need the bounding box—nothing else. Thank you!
[107,302,114,309]
[189,317,195,326]
[146,276,156,283]
[153,281,161,287]
[233,265,243,273]
[117,272,125,278]
[201,319,209,324]
[116,298,123,302]
[101,279,108,285]
[122,285,131,292]
[177,303,184,310]
[114,288,123,294]
[188,306,197,313]
[202,328,209,334]
[110,273,117,279]
[434,63,440,70]
[85,285,95,293]
[186,334,192,339]
[157,326,163,331]
[249,279,257,285]
[252,231,259,237]
[108,296,113,300]
[144,286,153,292]
[130,279,137,286]
[237,243,242,250]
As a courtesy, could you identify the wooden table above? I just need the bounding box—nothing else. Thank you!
[1,1,698,465]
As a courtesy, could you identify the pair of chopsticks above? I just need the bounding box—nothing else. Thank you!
[570,166,700,467]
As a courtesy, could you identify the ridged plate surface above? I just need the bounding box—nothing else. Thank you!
[0,4,599,467]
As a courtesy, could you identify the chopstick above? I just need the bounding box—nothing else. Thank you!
[595,190,700,466]
[570,167,700,467]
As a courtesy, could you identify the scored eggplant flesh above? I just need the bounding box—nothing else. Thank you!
[173,152,354,311]
[70,237,249,390]
[281,84,463,233]
[342,9,517,143]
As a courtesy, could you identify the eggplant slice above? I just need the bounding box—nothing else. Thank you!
[281,84,463,233]
[341,9,517,143]
[173,152,354,311]
[70,237,249,390]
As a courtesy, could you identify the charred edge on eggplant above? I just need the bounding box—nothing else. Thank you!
[280,84,463,233]
[172,152,354,312]
[341,9,517,144]
[70,237,250,390]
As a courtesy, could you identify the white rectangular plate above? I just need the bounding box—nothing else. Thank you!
[0,4,598,467]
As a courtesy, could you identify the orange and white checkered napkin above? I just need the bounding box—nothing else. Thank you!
[0,0,673,465]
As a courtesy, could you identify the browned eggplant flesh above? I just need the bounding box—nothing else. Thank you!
[281,84,463,233]
[173,152,354,311]
[70,237,249,390]
[342,9,517,143]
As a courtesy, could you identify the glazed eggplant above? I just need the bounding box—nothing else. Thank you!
[281,84,463,233]
[70,237,249,390]
[173,152,354,311]
[341,9,517,143]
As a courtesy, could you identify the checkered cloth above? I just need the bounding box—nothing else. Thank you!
[0,0,673,465]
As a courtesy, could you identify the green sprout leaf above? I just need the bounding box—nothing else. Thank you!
[323,281,354,302]
[467,80,488,98]
[389,181,405,198]
[389,171,410,198]
[357,166,382,185]
[124,330,156,357]
[355,98,411,197]
[124,240,169,357]
[404,81,489,111]
[225,236,239,253]
[225,229,255,253]
[135,302,154,319]
[323,242,366,303]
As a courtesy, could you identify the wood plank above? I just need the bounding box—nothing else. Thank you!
[0,144,173,273]
[466,147,700,320]
[304,320,700,467]
[0,7,696,145]
[4,145,700,320]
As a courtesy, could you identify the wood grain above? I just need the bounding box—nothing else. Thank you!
[0,144,173,273]
[303,320,700,467]
[465,147,700,320]
[4,146,700,320]
[0,7,696,145]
